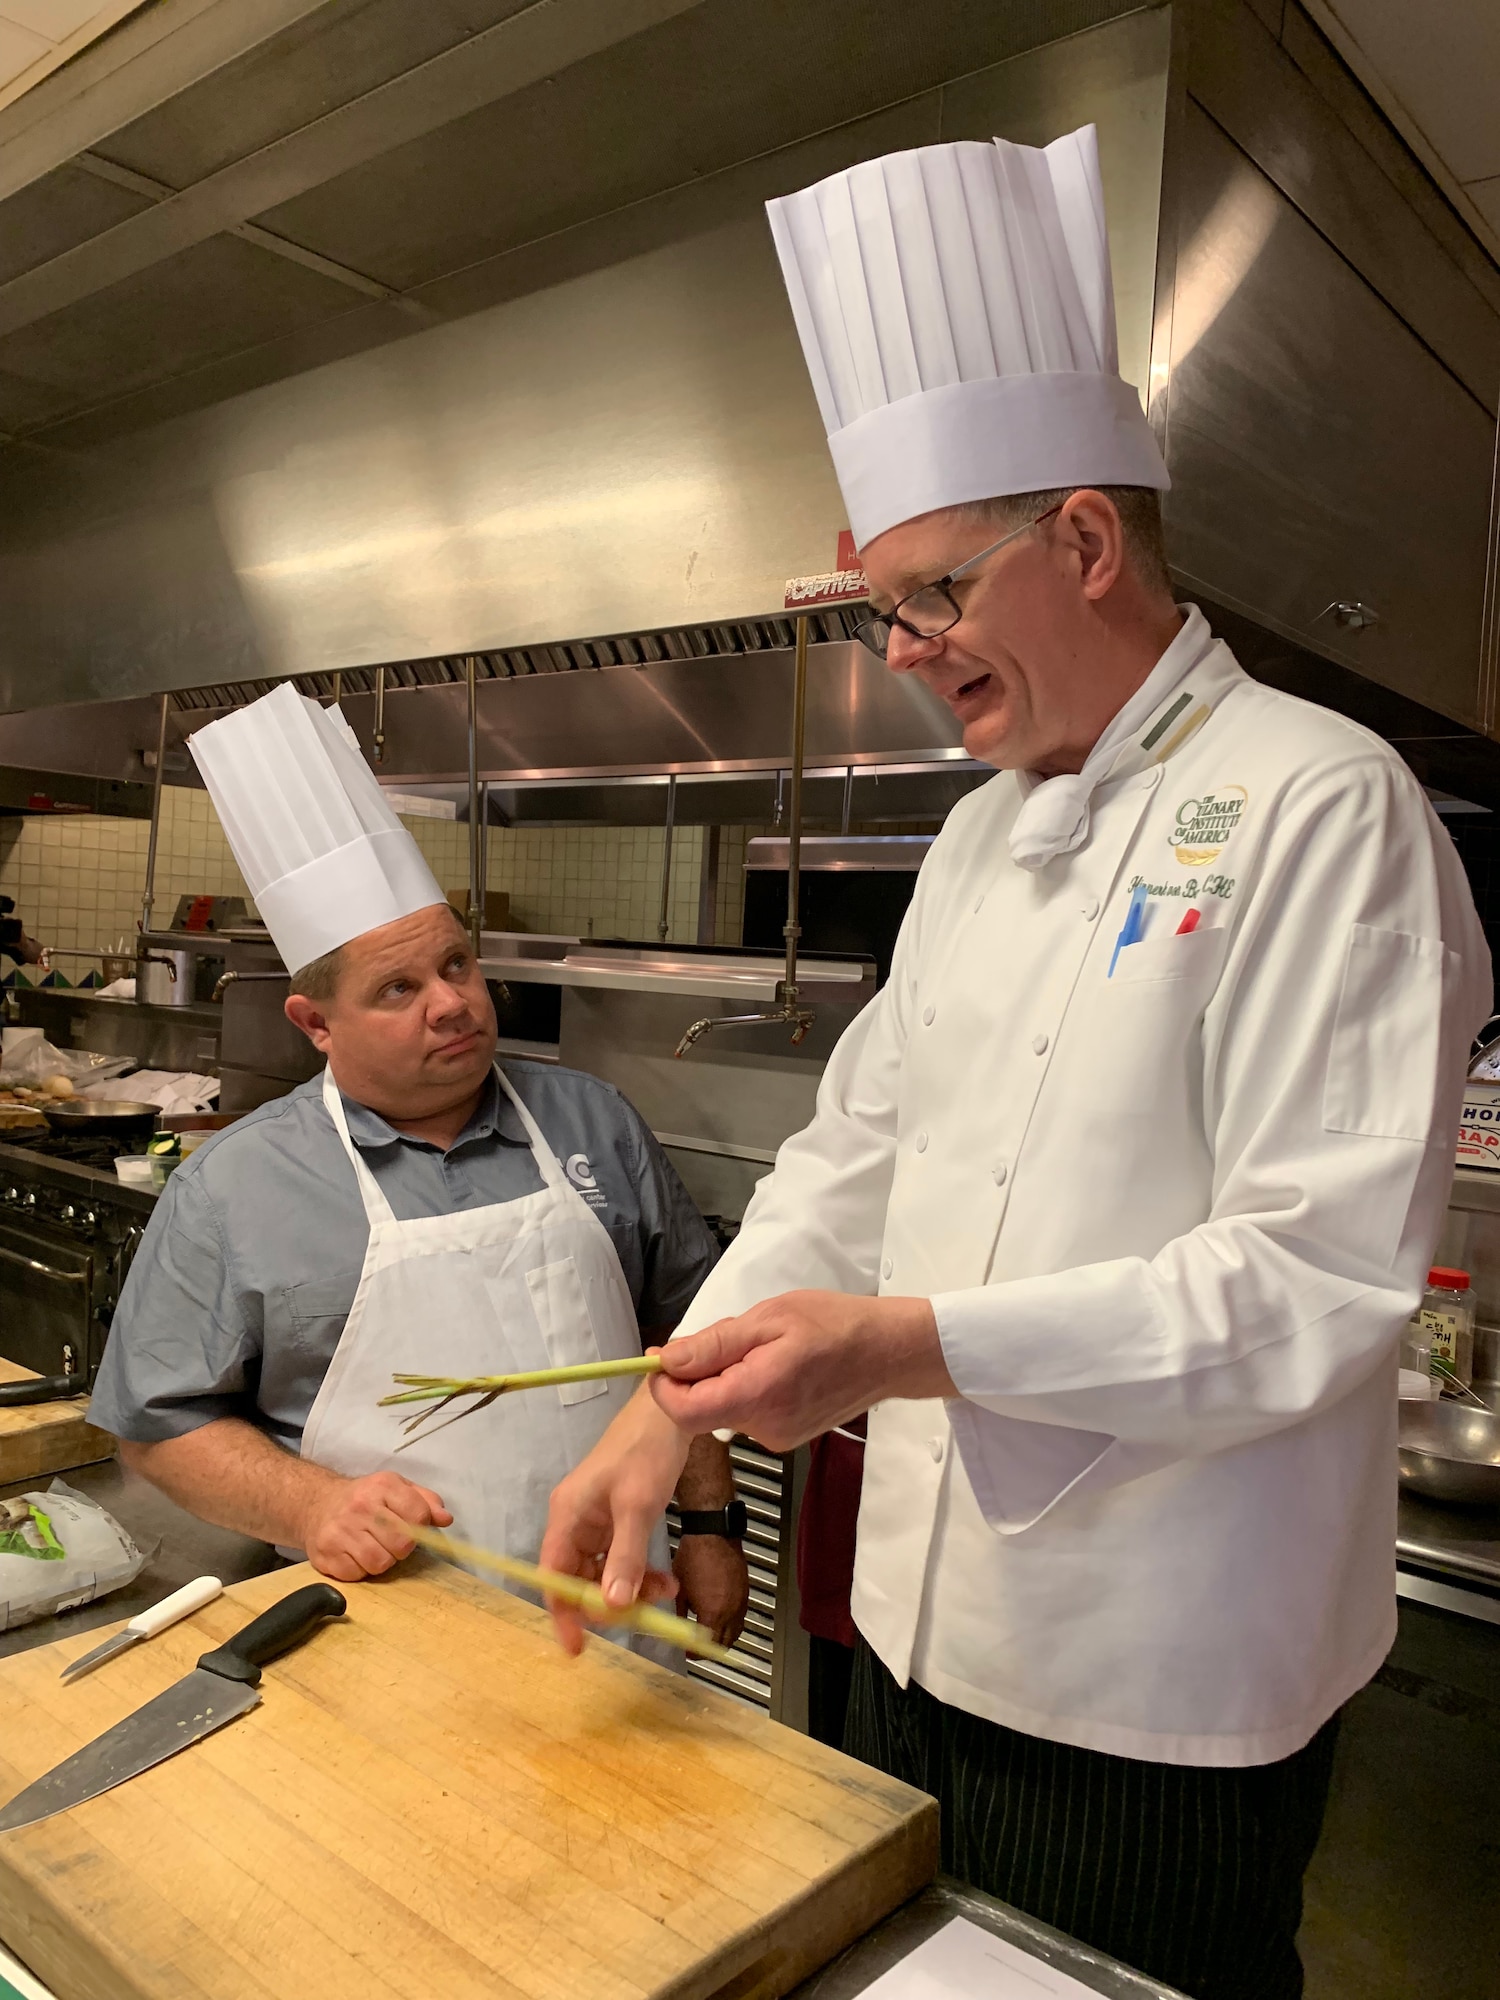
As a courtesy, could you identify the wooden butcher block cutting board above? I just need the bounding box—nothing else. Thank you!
[0,1559,937,2000]
[0,1361,114,1487]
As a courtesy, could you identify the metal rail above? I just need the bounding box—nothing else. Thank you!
[675,617,816,1057]
[656,773,677,941]
[466,656,482,956]
[139,692,169,936]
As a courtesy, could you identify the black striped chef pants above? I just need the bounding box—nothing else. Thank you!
[844,1641,1340,2000]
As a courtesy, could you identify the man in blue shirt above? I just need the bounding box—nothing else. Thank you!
[91,897,747,1647]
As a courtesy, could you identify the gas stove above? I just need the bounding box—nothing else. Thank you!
[0,1137,157,1399]
[1,1127,153,1174]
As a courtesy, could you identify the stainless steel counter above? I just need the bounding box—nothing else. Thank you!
[0,1458,282,1662]
[788,1879,1187,1999]
[1397,1488,1500,1627]
[10,987,221,1074]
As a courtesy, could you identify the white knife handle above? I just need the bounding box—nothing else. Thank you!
[129,1574,224,1640]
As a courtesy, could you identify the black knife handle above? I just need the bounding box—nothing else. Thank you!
[196,1583,346,1687]
[0,1374,80,1406]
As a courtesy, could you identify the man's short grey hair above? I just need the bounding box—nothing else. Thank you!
[289,944,345,1002]
[955,485,1173,600]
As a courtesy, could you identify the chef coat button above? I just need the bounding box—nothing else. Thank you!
[881,1256,893,1280]
[915,1130,928,1153]
[1082,897,1099,921]
[1142,767,1162,790]
[991,1162,1008,1186]
[1032,1032,1048,1055]
[922,1004,936,1026]
[929,1436,945,1463]
[973,895,984,914]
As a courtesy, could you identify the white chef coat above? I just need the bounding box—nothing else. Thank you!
[675,614,1491,1766]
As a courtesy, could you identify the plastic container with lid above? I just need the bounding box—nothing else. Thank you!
[1405,1267,1475,1397]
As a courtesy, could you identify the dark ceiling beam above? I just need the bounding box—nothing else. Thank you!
[0,0,342,205]
[0,0,706,342]
[73,151,436,321]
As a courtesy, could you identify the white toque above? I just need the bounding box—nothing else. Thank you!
[188,682,446,972]
[766,125,1168,550]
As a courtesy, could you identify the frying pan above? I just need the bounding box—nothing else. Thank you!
[42,1099,158,1140]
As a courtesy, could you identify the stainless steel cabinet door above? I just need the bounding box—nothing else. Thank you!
[1162,104,1497,731]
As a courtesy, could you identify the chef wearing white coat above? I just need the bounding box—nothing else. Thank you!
[542,127,1492,1994]
[95,686,746,1652]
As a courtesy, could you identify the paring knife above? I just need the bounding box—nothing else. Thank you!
[61,1575,225,1684]
[0,1581,345,1835]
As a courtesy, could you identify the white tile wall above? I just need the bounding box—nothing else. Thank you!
[0,791,718,967]
[0,790,940,973]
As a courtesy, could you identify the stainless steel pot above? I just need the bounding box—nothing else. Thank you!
[1398,1399,1500,1507]
[136,949,193,1006]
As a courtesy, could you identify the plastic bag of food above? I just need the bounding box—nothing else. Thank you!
[0,1034,132,1093]
[0,1481,149,1632]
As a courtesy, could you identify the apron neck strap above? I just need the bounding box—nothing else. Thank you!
[321,1066,398,1226]
[322,1063,571,1218]
[492,1066,568,1188]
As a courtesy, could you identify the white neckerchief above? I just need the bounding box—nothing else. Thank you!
[1008,605,1220,872]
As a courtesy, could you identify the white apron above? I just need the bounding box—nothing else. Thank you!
[301,1065,672,1651]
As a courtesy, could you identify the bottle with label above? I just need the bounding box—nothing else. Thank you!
[1413,1267,1475,1396]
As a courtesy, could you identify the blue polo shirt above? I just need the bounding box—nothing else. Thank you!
[89,1062,718,1449]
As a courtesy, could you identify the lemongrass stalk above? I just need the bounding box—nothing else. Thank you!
[378,1354,664,1408]
[404,1523,737,1665]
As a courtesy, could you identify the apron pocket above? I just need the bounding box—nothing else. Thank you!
[526,1258,608,1403]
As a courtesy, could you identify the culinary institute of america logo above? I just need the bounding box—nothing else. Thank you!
[1170,785,1247,866]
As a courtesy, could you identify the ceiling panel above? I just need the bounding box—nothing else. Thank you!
[0,16,46,90]
[1310,1,1500,187]
[0,358,74,431]
[92,0,541,188]
[1,1,103,36]
[0,158,150,285]
[1470,176,1500,234]
[0,231,366,402]
[251,0,1087,292]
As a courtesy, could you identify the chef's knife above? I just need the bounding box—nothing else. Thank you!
[0,1581,345,1835]
[60,1575,225,1684]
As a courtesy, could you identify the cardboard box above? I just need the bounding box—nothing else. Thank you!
[1456,1081,1500,1174]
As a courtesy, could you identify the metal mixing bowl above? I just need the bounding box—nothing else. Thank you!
[1398,1399,1500,1506]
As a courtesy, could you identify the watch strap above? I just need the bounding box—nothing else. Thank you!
[676,1501,748,1541]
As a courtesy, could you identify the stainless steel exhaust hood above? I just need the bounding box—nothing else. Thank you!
[0,0,1495,785]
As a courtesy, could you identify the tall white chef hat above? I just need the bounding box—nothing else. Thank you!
[188,682,446,973]
[766,124,1168,551]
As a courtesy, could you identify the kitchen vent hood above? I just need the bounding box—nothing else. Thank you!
[0,0,1495,785]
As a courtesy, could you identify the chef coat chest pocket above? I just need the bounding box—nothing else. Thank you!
[524,1258,609,1403]
[1089,926,1229,1114]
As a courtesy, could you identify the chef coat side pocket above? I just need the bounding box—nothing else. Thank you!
[525,1258,609,1403]
[1322,924,1444,1142]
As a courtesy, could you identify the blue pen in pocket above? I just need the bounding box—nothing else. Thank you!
[1108,883,1149,978]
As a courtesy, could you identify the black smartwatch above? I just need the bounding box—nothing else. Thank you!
[676,1501,748,1542]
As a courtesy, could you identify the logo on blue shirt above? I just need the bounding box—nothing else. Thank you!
[566,1153,607,1207]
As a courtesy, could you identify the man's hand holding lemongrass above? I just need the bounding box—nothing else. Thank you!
[648,1291,954,1451]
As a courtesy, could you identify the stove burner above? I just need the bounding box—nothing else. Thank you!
[3,1129,151,1172]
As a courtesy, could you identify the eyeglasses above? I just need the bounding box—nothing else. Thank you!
[852,502,1066,660]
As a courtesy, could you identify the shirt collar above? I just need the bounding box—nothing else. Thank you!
[339,1067,526,1154]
